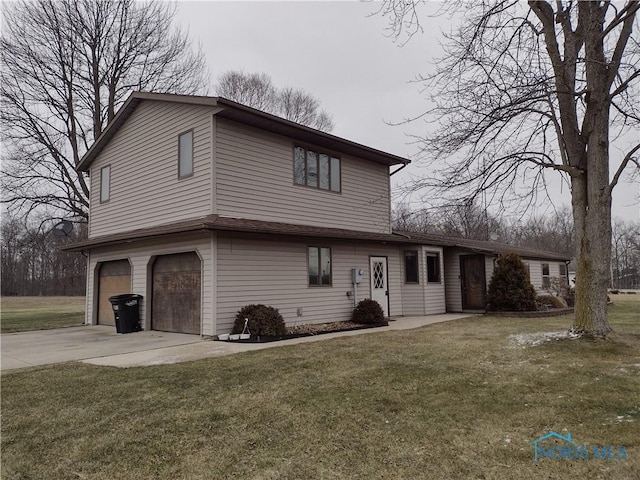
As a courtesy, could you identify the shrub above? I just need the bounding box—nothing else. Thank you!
[563,287,575,307]
[487,253,537,312]
[536,294,568,310]
[352,299,386,324]
[232,304,286,336]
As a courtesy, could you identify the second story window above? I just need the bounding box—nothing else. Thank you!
[100,165,110,203]
[294,146,341,192]
[179,130,193,178]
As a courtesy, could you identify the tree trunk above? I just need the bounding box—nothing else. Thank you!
[571,1,613,338]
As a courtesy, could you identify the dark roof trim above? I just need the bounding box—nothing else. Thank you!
[395,230,571,262]
[76,92,410,171]
[62,216,570,262]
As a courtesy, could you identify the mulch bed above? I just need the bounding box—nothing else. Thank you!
[216,320,389,343]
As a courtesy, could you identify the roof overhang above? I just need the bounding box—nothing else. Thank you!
[62,218,570,263]
[394,230,571,262]
[61,216,421,252]
[76,92,410,172]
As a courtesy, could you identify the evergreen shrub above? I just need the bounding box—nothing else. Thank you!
[352,299,386,324]
[232,304,286,336]
[487,253,537,311]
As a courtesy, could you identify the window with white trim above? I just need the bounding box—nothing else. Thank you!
[542,263,550,288]
[426,253,441,283]
[294,146,341,192]
[404,251,419,283]
[100,165,110,203]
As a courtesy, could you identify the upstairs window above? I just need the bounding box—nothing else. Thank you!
[404,251,419,283]
[426,253,441,283]
[308,246,332,286]
[100,165,110,203]
[294,146,340,192]
[179,130,193,178]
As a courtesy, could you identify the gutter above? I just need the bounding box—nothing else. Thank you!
[390,163,408,176]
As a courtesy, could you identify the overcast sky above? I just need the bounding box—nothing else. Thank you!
[175,1,639,223]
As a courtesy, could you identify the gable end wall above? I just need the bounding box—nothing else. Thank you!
[88,101,216,238]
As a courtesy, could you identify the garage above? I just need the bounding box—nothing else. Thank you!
[151,252,201,334]
[97,260,132,326]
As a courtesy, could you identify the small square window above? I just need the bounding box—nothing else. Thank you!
[404,251,419,283]
[100,165,110,203]
[179,131,193,177]
[426,253,440,283]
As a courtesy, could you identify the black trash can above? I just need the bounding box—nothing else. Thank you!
[108,294,143,334]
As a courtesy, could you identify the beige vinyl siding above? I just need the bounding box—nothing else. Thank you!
[485,256,495,285]
[400,249,425,315]
[525,261,542,290]
[85,234,214,336]
[215,119,392,233]
[525,260,565,292]
[89,101,215,238]
[443,249,493,313]
[423,246,446,315]
[399,246,446,315]
[216,236,402,333]
[444,249,463,312]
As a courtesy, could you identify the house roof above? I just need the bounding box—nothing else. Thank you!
[62,216,570,262]
[76,91,411,172]
[394,230,571,261]
[61,215,418,252]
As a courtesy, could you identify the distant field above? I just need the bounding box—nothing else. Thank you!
[1,297,86,333]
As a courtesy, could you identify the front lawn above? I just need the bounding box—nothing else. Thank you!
[1,296,86,333]
[2,296,639,479]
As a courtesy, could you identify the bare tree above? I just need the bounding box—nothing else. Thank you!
[391,203,437,232]
[215,70,335,132]
[378,1,640,337]
[507,207,575,259]
[1,0,209,221]
[611,219,640,289]
[216,71,277,112]
[1,214,87,296]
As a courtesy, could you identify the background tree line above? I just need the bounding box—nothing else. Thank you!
[2,201,636,296]
[1,216,86,296]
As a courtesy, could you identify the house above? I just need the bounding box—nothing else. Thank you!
[65,92,570,336]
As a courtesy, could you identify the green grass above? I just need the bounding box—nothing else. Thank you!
[2,296,639,479]
[1,296,86,333]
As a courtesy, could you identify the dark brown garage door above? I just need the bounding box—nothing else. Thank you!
[152,252,201,334]
[98,260,132,326]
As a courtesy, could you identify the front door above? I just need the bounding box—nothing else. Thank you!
[460,254,487,311]
[370,256,389,317]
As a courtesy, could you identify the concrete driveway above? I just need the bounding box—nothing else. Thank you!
[1,325,202,372]
[1,313,474,371]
